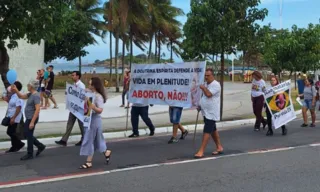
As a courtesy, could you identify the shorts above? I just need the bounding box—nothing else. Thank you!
[169,107,183,124]
[303,99,315,110]
[203,117,217,134]
[43,90,52,98]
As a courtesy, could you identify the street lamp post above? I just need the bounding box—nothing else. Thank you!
[279,0,283,29]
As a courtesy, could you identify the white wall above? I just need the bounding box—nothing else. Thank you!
[2,39,44,92]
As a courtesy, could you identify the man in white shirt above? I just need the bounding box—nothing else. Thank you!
[194,69,223,158]
[55,71,85,146]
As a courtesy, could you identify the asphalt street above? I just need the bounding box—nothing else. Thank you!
[3,146,320,192]
[1,115,320,191]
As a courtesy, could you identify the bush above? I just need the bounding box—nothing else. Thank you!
[53,73,125,89]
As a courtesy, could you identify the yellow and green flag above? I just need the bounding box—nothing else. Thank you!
[264,80,296,129]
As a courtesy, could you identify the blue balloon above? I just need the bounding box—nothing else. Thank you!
[6,69,17,85]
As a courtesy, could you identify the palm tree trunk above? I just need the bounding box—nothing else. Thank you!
[148,33,153,61]
[170,40,173,63]
[122,39,125,76]
[0,45,10,89]
[220,51,225,120]
[158,33,161,63]
[115,31,120,92]
[155,33,157,61]
[78,53,82,73]
[130,28,133,69]
[109,32,113,79]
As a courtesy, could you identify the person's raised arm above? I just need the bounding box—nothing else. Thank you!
[11,85,28,99]
[200,85,213,98]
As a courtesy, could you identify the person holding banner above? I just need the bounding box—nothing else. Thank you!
[265,76,288,136]
[79,77,111,169]
[128,103,155,138]
[11,80,46,160]
[55,71,85,146]
[168,106,188,144]
[194,69,223,158]
[299,78,317,127]
[251,71,267,131]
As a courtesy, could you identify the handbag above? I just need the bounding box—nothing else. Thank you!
[1,108,10,126]
[1,117,10,126]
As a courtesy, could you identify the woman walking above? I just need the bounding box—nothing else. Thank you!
[79,77,112,169]
[265,76,287,136]
[251,71,267,131]
[299,78,317,127]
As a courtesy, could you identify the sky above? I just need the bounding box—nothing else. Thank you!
[53,0,320,64]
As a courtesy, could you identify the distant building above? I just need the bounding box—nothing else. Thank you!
[2,39,44,92]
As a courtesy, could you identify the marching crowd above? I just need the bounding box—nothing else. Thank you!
[1,66,318,168]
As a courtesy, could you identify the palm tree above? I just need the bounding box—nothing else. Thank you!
[167,25,183,63]
[74,0,106,73]
[103,0,184,91]
[147,0,184,63]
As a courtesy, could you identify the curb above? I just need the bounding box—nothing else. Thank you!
[0,110,302,150]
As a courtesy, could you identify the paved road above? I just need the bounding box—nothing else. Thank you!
[3,147,320,192]
[0,114,320,191]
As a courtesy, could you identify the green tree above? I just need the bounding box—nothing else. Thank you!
[167,25,183,63]
[147,0,184,63]
[44,10,96,65]
[182,0,267,119]
[45,0,106,73]
[302,23,320,73]
[0,0,71,88]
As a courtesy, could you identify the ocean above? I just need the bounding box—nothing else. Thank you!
[44,63,124,74]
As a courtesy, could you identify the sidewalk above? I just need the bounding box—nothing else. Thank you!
[0,82,270,139]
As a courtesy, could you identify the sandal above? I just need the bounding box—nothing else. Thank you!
[194,154,204,159]
[79,161,92,169]
[212,151,224,155]
[301,123,308,127]
[104,150,112,165]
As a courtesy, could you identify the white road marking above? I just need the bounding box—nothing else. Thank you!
[0,143,319,189]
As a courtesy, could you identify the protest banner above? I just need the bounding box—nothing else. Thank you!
[264,80,296,129]
[66,83,95,128]
[128,61,206,108]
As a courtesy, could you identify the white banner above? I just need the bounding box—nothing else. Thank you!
[264,80,296,129]
[66,83,95,128]
[128,61,206,108]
